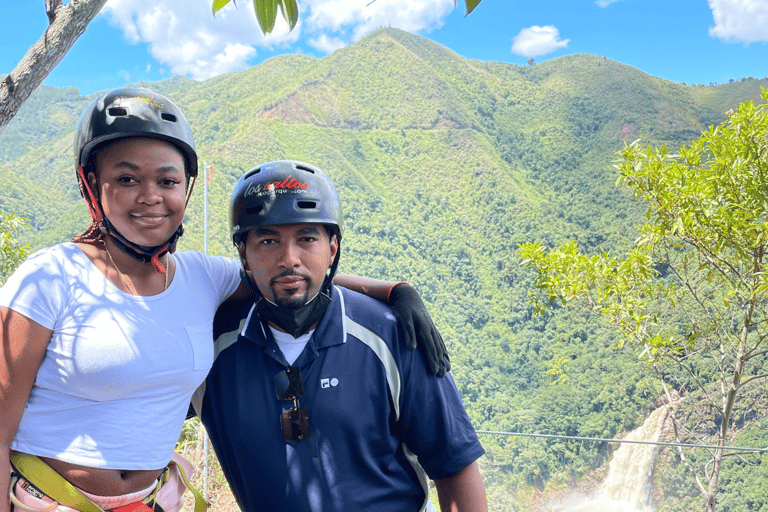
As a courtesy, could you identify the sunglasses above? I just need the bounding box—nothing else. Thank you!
[274,365,311,441]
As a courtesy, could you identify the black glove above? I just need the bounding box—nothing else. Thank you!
[387,283,450,377]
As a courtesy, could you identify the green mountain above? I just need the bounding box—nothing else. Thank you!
[2,27,767,510]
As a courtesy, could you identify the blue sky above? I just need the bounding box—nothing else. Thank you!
[3,0,768,96]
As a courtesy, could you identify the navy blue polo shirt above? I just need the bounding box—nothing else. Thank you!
[193,286,484,512]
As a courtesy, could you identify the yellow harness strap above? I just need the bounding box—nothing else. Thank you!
[10,454,207,512]
[10,454,105,512]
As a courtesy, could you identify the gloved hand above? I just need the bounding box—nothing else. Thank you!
[387,282,450,377]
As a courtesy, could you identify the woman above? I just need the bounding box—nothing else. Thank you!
[0,88,446,512]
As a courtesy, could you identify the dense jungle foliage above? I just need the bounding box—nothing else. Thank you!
[2,28,767,511]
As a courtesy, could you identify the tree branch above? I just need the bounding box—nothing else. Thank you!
[655,371,708,497]
[737,373,768,389]
[45,0,63,24]
[0,0,109,135]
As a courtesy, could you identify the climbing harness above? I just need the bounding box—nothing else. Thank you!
[9,454,207,512]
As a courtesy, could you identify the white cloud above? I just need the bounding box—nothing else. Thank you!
[708,0,768,44]
[101,0,299,80]
[309,34,348,54]
[511,26,570,57]
[98,0,459,78]
[304,0,454,46]
[595,0,619,7]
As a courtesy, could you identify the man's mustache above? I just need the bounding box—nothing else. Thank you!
[271,269,311,286]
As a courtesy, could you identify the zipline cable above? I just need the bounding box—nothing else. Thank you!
[475,430,768,453]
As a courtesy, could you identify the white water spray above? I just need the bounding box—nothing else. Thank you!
[561,406,670,512]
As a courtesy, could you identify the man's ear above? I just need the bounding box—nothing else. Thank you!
[328,234,339,267]
[237,241,249,271]
[237,241,258,284]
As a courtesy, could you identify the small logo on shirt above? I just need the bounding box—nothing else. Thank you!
[321,377,339,388]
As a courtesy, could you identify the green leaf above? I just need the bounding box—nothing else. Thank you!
[212,0,233,16]
[465,0,482,16]
[254,0,279,36]
[279,0,299,32]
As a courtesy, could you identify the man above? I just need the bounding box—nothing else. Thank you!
[192,160,487,511]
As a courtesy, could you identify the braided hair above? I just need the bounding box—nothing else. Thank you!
[71,145,106,246]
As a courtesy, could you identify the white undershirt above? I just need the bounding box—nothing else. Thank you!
[270,327,313,365]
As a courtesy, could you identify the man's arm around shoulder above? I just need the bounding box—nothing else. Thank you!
[433,461,488,512]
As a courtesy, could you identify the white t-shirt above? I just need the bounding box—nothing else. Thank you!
[269,327,313,365]
[0,243,241,469]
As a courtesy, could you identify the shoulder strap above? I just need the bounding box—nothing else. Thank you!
[10,453,106,512]
[166,459,207,512]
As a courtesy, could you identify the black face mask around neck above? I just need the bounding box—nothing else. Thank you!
[255,291,332,338]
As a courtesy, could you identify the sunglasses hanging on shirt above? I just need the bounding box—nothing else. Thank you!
[274,365,311,441]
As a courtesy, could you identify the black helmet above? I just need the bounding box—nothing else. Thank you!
[74,88,198,177]
[230,160,344,245]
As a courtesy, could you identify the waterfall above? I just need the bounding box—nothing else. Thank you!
[557,406,670,512]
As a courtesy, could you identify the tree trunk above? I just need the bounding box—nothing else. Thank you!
[705,326,748,512]
[705,446,722,512]
[0,0,109,135]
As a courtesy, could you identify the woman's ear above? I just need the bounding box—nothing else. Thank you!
[86,170,99,195]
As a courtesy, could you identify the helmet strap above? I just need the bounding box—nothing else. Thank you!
[318,242,341,296]
[99,217,182,274]
[184,174,197,208]
[78,165,105,221]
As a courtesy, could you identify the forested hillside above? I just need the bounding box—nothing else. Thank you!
[2,27,766,510]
